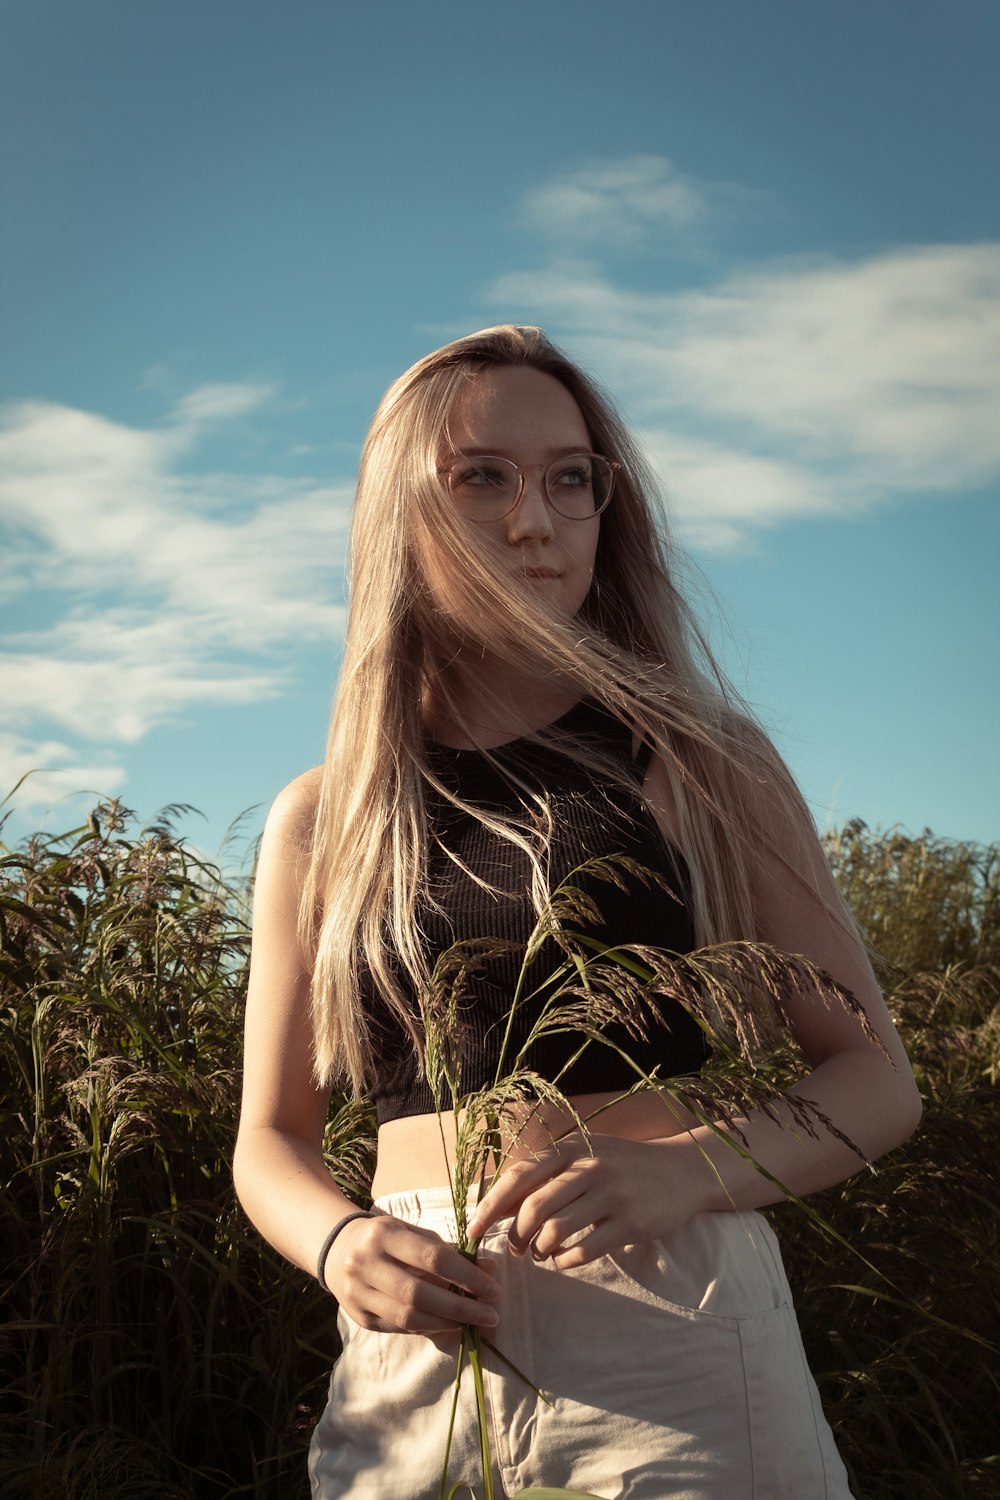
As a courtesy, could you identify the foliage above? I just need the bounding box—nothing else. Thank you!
[0,800,375,1499]
[0,806,996,1498]
[777,819,1000,1499]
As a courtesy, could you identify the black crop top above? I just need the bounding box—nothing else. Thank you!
[366,698,708,1124]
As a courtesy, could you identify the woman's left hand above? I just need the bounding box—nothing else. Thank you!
[464,1132,709,1268]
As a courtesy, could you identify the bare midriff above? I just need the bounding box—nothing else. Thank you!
[370,1087,700,1199]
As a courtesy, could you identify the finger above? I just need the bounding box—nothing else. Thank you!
[379,1220,502,1302]
[332,1218,504,1325]
[528,1197,610,1260]
[375,1234,503,1316]
[507,1175,591,1256]
[373,1270,502,1334]
[356,1285,466,1336]
[549,1220,631,1269]
[505,1152,606,1253]
[467,1151,568,1238]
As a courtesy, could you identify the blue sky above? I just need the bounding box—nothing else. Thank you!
[2,0,998,866]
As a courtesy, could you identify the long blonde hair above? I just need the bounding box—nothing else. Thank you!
[301,325,833,1092]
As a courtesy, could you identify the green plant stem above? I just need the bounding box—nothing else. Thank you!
[467,1329,495,1500]
[480,1336,552,1404]
[439,1332,467,1500]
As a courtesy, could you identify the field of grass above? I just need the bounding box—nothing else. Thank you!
[1,802,997,1498]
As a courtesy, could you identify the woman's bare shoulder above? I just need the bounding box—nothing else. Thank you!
[263,765,324,851]
[251,768,325,932]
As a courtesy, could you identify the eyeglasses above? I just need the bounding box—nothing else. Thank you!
[439,452,620,522]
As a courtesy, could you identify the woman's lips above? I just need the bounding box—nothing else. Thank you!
[523,567,559,579]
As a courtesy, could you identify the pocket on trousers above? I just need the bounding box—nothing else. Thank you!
[608,1210,789,1322]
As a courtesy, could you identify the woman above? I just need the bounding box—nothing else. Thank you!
[233,325,921,1499]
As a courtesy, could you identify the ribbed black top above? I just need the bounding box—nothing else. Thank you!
[366,699,708,1123]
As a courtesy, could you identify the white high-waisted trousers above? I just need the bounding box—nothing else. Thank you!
[309,1186,855,1499]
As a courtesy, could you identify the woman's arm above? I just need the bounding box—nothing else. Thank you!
[232,773,502,1330]
[233,770,358,1275]
[465,756,922,1262]
[645,765,922,1221]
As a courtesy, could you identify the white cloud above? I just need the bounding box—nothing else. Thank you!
[517,154,758,252]
[488,241,1000,542]
[0,638,281,743]
[171,381,277,424]
[0,732,126,814]
[0,385,352,797]
[0,395,353,625]
[638,427,857,551]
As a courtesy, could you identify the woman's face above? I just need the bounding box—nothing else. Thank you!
[427,366,601,623]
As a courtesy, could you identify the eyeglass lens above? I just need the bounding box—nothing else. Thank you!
[448,454,614,520]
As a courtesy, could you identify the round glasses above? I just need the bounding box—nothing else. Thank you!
[440,452,620,523]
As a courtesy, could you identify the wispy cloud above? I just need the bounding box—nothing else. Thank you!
[0,732,126,815]
[517,154,758,252]
[0,624,281,743]
[0,384,351,804]
[171,380,277,425]
[488,219,1000,545]
[636,427,853,552]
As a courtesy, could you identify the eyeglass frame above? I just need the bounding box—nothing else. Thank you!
[437,451,622,522]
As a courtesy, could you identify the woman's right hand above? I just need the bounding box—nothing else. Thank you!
[322,1212,503,1336]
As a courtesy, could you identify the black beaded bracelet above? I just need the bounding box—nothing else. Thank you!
[317,1210,372,1293]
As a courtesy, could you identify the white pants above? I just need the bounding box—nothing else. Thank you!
[309,1186,855,1499]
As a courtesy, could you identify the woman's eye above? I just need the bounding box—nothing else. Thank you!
[459,465,506,488]
[553,464,591,487]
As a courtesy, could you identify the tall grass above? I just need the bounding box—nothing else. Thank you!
[0,800,375,1498]
[1,805,996,1498]
[779,819,1000,1498]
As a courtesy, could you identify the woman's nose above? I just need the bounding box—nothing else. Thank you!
[505,476,555,542]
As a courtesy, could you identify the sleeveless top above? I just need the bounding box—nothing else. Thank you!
[366,698,708,1124]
